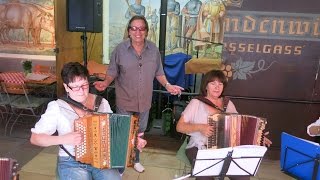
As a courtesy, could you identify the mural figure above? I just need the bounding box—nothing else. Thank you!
[146,9,158,44]
[125,0,146,19]
[0,2,55,48]
[181,0,202,48]
[123,0,146,39]
[166,0,180,50]
[195,0,226,48]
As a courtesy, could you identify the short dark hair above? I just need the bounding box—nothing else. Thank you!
[127,15,149,34]
[61,62,89,85]
[200,70,228,97]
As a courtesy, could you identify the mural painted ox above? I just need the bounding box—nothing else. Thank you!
[0,3,55,47]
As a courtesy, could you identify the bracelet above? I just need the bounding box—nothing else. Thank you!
[164,82,170,88]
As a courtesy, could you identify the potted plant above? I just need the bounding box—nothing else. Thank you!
[22,60,32,75]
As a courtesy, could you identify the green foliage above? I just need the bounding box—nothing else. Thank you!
[22,60,32,71]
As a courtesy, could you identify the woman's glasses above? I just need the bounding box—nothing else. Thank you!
[67,83,90,91]
[129,26,146,31]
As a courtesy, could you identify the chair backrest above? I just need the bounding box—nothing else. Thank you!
[0,82,8,104]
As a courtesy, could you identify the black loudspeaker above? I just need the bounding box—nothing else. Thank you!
[67,0,102,33]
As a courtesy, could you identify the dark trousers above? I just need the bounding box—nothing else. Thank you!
[185,147,250,180]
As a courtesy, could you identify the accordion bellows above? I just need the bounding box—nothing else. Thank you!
[75,113,139,169]
[0,158,18,180]
[207,114,267,149]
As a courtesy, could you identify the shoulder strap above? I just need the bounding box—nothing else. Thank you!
[60,94,103,113]
[223,96,230,112]
[93,95,103,112]
[194,96,225,112]
[60,95,95,112]
[59,145,75,159]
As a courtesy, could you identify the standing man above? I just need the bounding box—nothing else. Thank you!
[94,15,183,173]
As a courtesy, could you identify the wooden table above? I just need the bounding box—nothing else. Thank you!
[0,72,56,85]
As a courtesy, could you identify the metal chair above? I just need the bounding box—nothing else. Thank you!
[1,81,51,136]
[0,82,20,125]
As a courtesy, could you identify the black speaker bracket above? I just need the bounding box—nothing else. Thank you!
[81,32,88,67]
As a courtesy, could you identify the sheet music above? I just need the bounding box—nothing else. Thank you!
[193,147,232,176]
[26,73,49,81]
[193,145,267,177]
[228,145,267,176]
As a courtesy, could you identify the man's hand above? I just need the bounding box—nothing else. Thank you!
[165,84,184,96]
[94,80,108,91]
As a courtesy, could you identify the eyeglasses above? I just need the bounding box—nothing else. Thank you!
[129,26,146,31]
[67,83,90,91]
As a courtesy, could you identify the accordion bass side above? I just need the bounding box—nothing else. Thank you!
[74,113,139,169]
[0,158,19,180]
[207,114,267,149]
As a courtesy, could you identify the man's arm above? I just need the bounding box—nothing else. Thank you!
[94,75,115,92]
[156,75,184,95]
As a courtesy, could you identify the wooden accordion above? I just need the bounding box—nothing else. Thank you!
[0,158,19,180]
[74,113,139,169]
[207,114,267,149]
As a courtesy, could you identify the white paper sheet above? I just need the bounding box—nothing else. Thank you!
[26,73,49,81]
[193,145,267,177]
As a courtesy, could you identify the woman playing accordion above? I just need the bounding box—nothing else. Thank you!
[176,70,272,180]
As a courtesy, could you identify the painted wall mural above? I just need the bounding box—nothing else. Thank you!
[0,0,55,56]
[109,0,160,55]
[109,0,320,101]
[108,0,244,60]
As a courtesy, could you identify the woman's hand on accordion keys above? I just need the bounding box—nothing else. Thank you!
[262,131,272,147]
[200,124,214,137]
[63,132,83,146]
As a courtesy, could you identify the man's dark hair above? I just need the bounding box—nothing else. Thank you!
[61,62,89,84]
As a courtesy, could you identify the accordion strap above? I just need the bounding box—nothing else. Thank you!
[195,96,229,112]
[60,94,103,113]
[59,145,75,159]
[58,94,103,159]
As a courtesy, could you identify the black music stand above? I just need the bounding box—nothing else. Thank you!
[192,145,267,180]
[281,132,320,180]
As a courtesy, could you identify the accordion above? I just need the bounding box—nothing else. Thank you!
[0,158,19,180]
[207,114,267,149]
[74,113,139,169]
